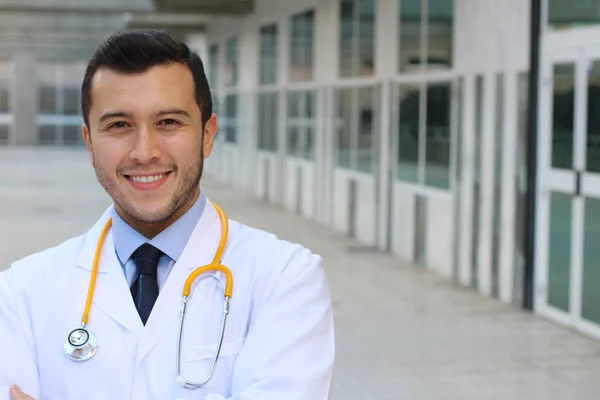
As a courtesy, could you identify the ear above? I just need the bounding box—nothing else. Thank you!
[202,113,218,159]
[82,123,95,167]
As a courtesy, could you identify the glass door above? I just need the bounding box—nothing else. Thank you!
[577,44,600,334]
[538,42,600,338]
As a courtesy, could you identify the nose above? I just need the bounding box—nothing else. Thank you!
[130,126,161,164]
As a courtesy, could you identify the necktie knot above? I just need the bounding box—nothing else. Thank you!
[131,243,163,276]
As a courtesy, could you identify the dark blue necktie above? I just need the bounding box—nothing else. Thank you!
[130,243,163,325]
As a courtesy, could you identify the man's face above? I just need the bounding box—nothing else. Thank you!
[82,63,217,230]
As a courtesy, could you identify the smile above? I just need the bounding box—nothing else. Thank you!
[125,172,172,190]
[129,174,167,183]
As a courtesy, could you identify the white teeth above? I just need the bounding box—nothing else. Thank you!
[130,174,166,183]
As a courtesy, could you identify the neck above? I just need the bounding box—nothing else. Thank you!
[116,187,200,239]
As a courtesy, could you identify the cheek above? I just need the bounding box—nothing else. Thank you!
[93,144,122,174]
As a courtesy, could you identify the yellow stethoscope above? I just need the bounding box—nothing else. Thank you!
[63,202,234,390]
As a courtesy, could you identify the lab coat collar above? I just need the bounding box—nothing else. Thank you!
[74,199,227,344]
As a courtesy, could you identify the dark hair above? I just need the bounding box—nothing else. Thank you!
[81,29,212,128]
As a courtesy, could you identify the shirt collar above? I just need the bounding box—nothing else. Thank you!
[111,191,207,265]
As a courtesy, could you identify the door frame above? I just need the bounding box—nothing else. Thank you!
[536,26,600,340]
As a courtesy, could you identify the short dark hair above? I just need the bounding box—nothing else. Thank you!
[81,29,212,128]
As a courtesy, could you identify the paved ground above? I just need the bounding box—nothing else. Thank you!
[2,148,600,399]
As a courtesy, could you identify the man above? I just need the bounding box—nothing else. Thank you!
[0,30,334,400]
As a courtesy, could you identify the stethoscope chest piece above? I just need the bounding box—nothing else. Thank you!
[64,327,99,361]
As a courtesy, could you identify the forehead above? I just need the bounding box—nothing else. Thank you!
[89,63,197,114]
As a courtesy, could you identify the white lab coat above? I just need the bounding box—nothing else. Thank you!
[0,201,335,399]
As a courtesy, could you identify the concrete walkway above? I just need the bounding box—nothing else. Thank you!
[1,148,600,399]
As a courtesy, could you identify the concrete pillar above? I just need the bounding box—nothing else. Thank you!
[12,53,38,146]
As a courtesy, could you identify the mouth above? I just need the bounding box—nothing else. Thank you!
[125,171,172,191]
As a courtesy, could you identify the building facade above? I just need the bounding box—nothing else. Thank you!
[203,0,530,301]
[201,0,600,341]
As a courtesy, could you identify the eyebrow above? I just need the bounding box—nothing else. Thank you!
[154,109,191,118]
[99,112,133,123]
[98,109,191,123]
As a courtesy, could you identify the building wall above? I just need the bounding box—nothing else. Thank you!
[203,0,532,305]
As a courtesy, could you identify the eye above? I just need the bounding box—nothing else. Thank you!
[159,118,181,126]
[108,121,130,129]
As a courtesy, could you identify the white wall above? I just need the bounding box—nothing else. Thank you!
[284,158,316,219]
[455,0,530,73]
[391,184,415,261]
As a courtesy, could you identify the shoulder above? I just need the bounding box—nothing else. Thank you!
[226,219,324,284]
[3,234,86,289]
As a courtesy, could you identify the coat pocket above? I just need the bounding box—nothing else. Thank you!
[178,336,246,397]
[185,336,246,362]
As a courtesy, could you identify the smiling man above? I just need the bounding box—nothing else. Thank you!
[0,30,334,400]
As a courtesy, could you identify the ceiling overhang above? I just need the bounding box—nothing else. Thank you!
[153,0,253,15]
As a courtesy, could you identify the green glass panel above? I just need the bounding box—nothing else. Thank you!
[552,63,574,169]
[587,60,600,173]
[424,83,451,189]
[547,192,572,312]
[582,197,600,323]
[397,84,420,182]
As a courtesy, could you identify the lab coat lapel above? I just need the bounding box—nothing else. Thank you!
[75,206,144,337]
[137,201,225,361]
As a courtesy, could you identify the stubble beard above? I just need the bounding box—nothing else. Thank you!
[93,147,204,225]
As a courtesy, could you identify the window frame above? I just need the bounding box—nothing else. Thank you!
[391,72,459,194]
[398,0,454,73]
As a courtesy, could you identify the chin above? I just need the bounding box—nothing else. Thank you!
[122,200,176,224]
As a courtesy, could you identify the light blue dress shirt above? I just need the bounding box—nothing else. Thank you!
[110,193,206,290]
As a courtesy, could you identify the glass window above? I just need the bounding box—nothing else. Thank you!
[287,90,316,159]
[224,94,238,143]
[38,125,57,145]
[290,10,315,82]
[587,60,600,172]
[287,91,300,156]
[357,86,376,172]
[209,44,219,88]
[212,95,219,118]
[425,83,451,188]
[513,72,529,306]
[0,125,9,145]
[39,86,56,114]
[225,38,238,87]
[337,88,353,167]
[258,92,279,151]
[552,63,575,169]
[396,80,455,190]
[399,0,421,73]
[336,86,378,172]
[339,0,376,78]
[304,90,315,159]
[260,25,278,85]
[358,0,376,77]
[397,84,420,182]
[427,0,453,70]
[0,86,9,113]
[549,0,600,30]
[63,125,82,146]
[399,0,454,72]
[63,87,80,115]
